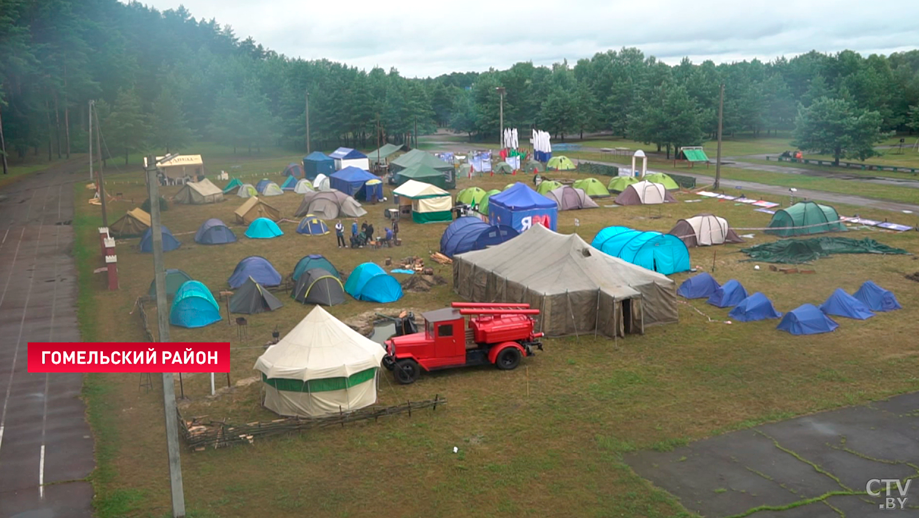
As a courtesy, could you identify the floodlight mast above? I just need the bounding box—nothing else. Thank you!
[144,153,187,518]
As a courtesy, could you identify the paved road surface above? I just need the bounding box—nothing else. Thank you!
[725,155,919,190]
[0,163,94,517]
[626,392,919,517]
[582,159,919,214]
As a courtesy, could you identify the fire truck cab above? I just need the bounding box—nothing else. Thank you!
[383,303,543,384]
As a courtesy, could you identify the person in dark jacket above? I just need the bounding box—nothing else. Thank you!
[392,219,399,242]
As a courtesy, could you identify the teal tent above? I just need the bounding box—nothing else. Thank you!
[245,218,284,239]
[170,281,221,328]
[292,254,339,281]
[591,227,690,275]
[344,263,403,303]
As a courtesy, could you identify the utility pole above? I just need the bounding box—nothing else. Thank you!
[305,90,311,154]
[376,114,381,174]
[413,116,417,149]
[0,101,8,175]
[93,104,108,227]
[496,87,506,149]
[714,83,724,190]
[145,155,187,518]
[88,101,93,181]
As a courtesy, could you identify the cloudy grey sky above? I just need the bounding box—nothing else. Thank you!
[141,0,918,77]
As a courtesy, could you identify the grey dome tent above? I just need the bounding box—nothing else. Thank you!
[543,186,599,211]
[194,218,237,245]
[293,190,366,219]
[669,214,743,247]
[229,276,283,314]
[292,268,345,306]
[148,269,193,301]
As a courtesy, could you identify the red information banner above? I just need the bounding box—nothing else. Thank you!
[28,342,231,373]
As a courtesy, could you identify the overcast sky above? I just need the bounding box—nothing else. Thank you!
[140,0,918,78]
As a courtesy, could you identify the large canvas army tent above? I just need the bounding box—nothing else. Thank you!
[777,304,839,335]
[230,277,283,314]
[330,166,383,201]
[591,227,690,275]
[140,226,180,253]
[303,152,335,181]
[292,268,345,306]
[766,201,845,237]
[194,218,237,244]
[368,143,406,166]
[234,196,280,224]
[389,149,455,189]
[392,180,452,223]
[393,164,449,190]
[488,183,558,232]
[440,217,518,258]
[110,208,151,237]
[170,281,221,328]
[229,256,282,289]
[544,186,599,211]
[254,306,386,417]
[615,181,676,205]
[453,225,678,337]
[329,147,370,170]
[669,214,743,247]
[174,178,224,204]
[294,190,366,219]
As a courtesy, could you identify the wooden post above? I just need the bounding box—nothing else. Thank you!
[526,366,529,397]
[712,249,717,272]
[714,83,724,190]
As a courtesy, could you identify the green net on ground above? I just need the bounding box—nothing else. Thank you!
[741,237,909,264]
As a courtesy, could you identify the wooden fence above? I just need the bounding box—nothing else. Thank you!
[179,396,446,451]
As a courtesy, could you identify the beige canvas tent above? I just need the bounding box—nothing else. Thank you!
[109,208,151,237]
[669,214,744,247]
[173,178,224,204]
[294,190,366,219]
[235,197,280,225]
[254,306,386,417]
[152,154,204,180]
[543,186,599,211]
[392,180,452,223]
[614,181,677,205]
[453,225,678,337]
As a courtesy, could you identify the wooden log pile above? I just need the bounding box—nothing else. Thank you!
[178,396,446,452]
[430,252,452,265]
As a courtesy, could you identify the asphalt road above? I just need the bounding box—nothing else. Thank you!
[0,163,94,518]
[626,392,919,517]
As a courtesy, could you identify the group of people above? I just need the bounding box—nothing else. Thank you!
[335,219,398,249]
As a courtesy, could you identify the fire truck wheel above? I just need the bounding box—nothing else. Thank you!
[495,347,521,370]
[394,359,420,384]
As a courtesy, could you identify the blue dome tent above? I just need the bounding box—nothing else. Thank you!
[706,279,748,308]
[194,218,237,245]
[344,262,403,303]
[440,217,519,258]
[820,288,874,319]
[296,215,329,235]
[777,304,839,335]
[487,183,558,232]
[677,272,720,299]
[292,254,338,281]
[245,218,284,239]
[591,227,691,275]
[228,256,282,289]
[303,152,334,181]
[728,293,783,322]
[169,281,221,328]
[256,178,272,193]
[140,226,180,253]
[853,281,901,312]
[330,166,383,201]
[281,175,298,191]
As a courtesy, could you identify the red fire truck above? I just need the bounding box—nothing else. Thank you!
[383,302,544,384]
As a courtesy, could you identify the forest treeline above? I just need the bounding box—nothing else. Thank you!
[1,0,919,166]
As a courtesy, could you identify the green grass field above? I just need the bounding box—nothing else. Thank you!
[76,163,919,518]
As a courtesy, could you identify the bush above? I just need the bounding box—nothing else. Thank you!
[142,196,168,213]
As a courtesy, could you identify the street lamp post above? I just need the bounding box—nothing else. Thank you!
[496,87,506,149]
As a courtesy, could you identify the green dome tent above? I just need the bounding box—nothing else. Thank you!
[493,161,514,174]
[765,201,846,237]
[572,178,611,198]
[456,187,487,208]
[536,180,562,195]
[643,172,679,190]
[479,189,502,216]
[223,178,243,194]
[607,176,639,193]
[523,160,545,174]
[148,269,193,301]
[547,156,575,171]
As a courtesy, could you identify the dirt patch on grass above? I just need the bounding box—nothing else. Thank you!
[906,271,919,282]
[401,273,448,293]
[342,307,428,336]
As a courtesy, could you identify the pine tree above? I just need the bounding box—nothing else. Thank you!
[792,97,884,165]
[104,88,147,164]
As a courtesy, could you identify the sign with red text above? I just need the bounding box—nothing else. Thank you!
[28,342,231,373]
